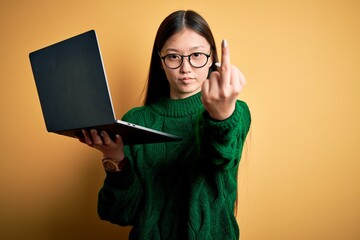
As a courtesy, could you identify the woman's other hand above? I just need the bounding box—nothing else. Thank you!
[79,129,125,162]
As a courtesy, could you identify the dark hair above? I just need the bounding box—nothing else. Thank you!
[143,10,219,105]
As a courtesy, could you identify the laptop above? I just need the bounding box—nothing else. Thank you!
[29,30,182,145]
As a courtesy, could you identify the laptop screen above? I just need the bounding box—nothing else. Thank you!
[30,30,116,132]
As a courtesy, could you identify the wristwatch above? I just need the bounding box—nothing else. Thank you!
[102,158,127,172]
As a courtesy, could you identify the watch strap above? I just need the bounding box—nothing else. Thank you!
[102,158,127,172]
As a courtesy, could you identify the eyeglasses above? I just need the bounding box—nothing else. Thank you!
[159,52,211,69]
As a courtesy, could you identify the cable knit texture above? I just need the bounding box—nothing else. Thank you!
[97,93,251,240]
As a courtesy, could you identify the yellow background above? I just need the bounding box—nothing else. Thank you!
[1,0,359,239]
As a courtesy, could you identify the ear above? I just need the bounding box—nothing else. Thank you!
[208,53,214,67]
[159,58,165,70]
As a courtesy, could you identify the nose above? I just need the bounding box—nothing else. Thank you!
[180,57,192,72]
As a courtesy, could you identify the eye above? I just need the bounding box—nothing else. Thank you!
[191,52,203,58]
[166,54,181,61]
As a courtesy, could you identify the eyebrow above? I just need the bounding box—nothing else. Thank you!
[163,46,208,53]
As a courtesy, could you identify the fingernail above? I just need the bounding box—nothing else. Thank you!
[215,62,221,67]
[222,39,228,48]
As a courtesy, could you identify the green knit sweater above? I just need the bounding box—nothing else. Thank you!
[97,93,251,240]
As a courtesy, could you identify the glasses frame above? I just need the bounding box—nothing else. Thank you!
[159,51,211,69]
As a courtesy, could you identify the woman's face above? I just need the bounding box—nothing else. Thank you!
[160,28,213,99]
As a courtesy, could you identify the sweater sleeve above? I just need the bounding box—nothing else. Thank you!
[97,155,143,226]
[97,111,145,226]
[197,100,251,170]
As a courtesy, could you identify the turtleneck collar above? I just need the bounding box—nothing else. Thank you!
[149,92,203,118]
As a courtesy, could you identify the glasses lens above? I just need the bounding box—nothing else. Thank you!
[164,54,182,69]
[189,53,209,68]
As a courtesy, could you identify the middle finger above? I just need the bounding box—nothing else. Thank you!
[219,39,231,87]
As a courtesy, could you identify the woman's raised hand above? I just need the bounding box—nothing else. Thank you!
[201,40,246,120]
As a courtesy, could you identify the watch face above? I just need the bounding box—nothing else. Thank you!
[103,160,118,172]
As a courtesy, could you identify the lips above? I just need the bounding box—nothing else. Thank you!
[179,76,195,81]
[179,77,194,84]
